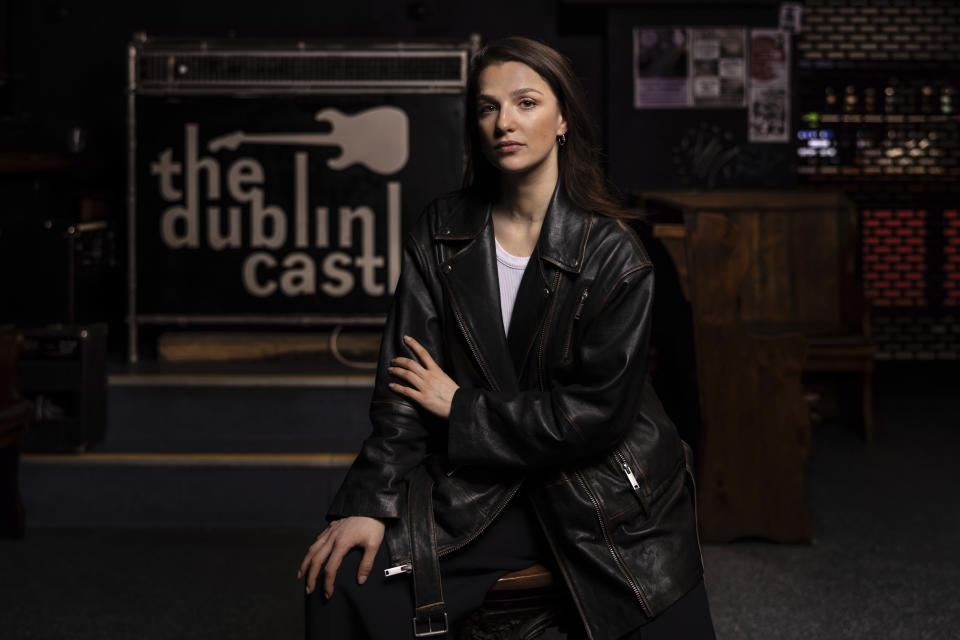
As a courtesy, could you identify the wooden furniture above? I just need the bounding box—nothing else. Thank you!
[458,564,584,640]
[636,189,875,542]
[0,330,33,538]
[682,213,811,543]
[642,190,875,442]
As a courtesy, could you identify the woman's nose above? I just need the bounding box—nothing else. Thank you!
[496,108,514,133]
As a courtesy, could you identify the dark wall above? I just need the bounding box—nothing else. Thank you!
[2,0,605,178]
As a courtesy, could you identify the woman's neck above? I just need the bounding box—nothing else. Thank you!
[495,158,558,225]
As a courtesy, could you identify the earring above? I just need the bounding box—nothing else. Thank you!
[557,133,567,147]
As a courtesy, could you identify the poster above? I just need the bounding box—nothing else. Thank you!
[633,27,691,108]
[689,28,746,108]
[748,29,791,142]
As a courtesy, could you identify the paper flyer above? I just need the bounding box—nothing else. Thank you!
[689,28,746,108]
[748,29,791,142]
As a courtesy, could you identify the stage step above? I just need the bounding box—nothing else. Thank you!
[103,373,374,453]
[19,364,376,528]
[19,453,351,527]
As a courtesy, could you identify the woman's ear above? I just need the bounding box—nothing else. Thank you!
[558,114,568,137]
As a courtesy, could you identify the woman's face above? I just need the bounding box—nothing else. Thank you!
[475,61,567,178]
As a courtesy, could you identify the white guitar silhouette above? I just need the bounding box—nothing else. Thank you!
[207,106,409,176]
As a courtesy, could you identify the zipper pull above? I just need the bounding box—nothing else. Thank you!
[574,288,590,320]
[622,462,641,493]
[384,563,412,577]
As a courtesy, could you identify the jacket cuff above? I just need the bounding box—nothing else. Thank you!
[447,386,482,466]
[325,481,402,522]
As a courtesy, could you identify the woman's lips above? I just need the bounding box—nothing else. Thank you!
[496,142,524,152]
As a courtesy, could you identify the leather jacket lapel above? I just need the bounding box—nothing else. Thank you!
[506,180,593,379]
[436,197,519,393]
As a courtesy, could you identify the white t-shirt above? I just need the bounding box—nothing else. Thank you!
[495,237,531,336]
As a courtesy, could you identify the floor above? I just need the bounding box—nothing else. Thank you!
[2,363,958,639]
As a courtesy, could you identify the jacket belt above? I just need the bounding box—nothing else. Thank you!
[407,465,448,637]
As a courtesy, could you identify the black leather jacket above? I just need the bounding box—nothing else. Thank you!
[327,181,704,640]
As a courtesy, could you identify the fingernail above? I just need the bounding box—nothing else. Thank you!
[403,335,410,342]
[305,586,311,594]
[358,575,367,585]
[324,590,332,599]
[297,570,302,579]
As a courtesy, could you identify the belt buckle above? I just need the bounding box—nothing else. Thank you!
[412,612,448,637]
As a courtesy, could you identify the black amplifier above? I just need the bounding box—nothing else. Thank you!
[18,323,107,453]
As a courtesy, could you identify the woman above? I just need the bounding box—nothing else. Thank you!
[300,37,715,639]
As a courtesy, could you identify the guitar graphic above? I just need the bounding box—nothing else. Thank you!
[207,106,409,176]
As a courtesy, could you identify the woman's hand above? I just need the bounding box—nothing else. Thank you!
[298,516,385,598]
[387,335,460,419]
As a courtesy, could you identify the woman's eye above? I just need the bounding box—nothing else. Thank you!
[478,104,496,115]
[519,99,537,108]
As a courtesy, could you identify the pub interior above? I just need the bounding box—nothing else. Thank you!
[1,1,958,638]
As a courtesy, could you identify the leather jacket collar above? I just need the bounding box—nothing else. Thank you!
[432,177,592,275]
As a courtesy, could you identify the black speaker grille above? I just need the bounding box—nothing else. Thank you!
[137,52,466,88]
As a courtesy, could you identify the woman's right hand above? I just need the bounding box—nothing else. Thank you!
[298,516,385,598]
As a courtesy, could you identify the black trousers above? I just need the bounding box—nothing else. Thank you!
[304,500,716,639]
[305,499,546,639]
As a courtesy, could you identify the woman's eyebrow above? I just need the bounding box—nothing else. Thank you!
[477,88,545,102]
[510,87,544,97]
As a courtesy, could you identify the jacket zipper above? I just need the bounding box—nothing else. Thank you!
[614,450,641,493]
[448,287,500,393]
[562,287,589,362]
[538,270,562,388]
[613,449,647,517]
[574,470,653,616]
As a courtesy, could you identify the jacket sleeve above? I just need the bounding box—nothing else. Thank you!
[325,231,444,521]
[447,264,655,470]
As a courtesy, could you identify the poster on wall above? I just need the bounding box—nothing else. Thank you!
[748,29,791,143]
[689,28,746,108]
[633,27,691,108]
[633,27,747,109]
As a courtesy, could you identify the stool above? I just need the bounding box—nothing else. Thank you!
[456,563,585,640]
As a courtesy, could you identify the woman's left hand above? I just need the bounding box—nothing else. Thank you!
[387,335,460,419]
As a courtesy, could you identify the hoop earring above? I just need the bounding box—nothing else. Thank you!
[557,133,567,147]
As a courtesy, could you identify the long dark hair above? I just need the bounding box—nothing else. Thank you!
[463,37,626,218]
